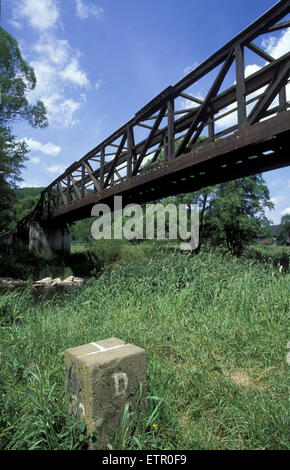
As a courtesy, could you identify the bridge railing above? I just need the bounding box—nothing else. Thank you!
[17,0,290,228]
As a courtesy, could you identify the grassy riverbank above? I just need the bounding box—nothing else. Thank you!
[0,242,289,450]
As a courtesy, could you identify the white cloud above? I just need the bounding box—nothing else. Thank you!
[270,194,287,209]
[55,98,81,128]
[282,207,290,216]
[95,79,102,90]
[75,0,104,20]
[267,200,290,224]
[30,60,57,95]
[29,34,89,127]
[7,19,22,29]
[19,178,45,188]
[40,93,81,128]
[60,57,90,87]
[33,35,71,65]
[31,35,90,90]
[261,36,277,54]
[244,64,262,78]
[24,138,61,156]
[11,1,102,129]
[13,0,59,31]
[46,164,67,173]
[30,157,41,164]
[262,28,290,59]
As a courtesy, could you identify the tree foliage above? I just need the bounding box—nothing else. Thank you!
[277,214,290,246]
[197,176,273,255]
[159,175,273,255]
[0,26,48,234]
[143,140,274,255]
[0,26,47,127]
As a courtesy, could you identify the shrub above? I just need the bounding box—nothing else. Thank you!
[245,245,290,271]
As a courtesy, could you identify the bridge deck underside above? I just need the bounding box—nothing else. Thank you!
[48,111,290,225]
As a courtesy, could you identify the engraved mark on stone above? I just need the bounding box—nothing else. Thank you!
[112,372,128,397]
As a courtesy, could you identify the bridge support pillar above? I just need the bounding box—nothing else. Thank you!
[29,222,71,255]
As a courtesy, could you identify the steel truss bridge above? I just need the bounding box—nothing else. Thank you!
[17,0,290,234]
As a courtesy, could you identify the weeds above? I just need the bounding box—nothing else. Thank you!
[245,245,290,272]
[0,244,289,450]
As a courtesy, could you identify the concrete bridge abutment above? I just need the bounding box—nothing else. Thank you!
[29,221,71,255]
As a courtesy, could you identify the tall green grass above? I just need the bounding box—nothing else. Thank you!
[0,245,289,449]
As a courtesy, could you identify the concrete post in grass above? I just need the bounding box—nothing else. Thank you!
[65,337,146,448]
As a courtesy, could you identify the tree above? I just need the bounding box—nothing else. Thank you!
[0,26,48,234]
[72,218,92,242]
[141,138,274,255]
[176,175,274,256]
[277,214,290,246]
[0,27,47,127]
[13,193,41,224]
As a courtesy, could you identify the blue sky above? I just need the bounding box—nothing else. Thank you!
[1,0,289,224]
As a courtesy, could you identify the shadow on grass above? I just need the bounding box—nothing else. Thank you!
[0,247,104,281]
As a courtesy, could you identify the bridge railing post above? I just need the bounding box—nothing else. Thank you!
[127,125,134,178]
[111,171,115,186]
[81,164,86,199]
[55,184,59,210]
[235,44,247,129]
[100,147,105,190]
[208,108,215,141]
[167,97,175,159]
[47,189,51,218]
[67,176,71,206]
[279,85,287,113]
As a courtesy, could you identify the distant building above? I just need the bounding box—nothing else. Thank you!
[258,225,280,245]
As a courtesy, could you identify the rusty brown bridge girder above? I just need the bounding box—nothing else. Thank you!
[15,0,290,232]
[42,111,290,224]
